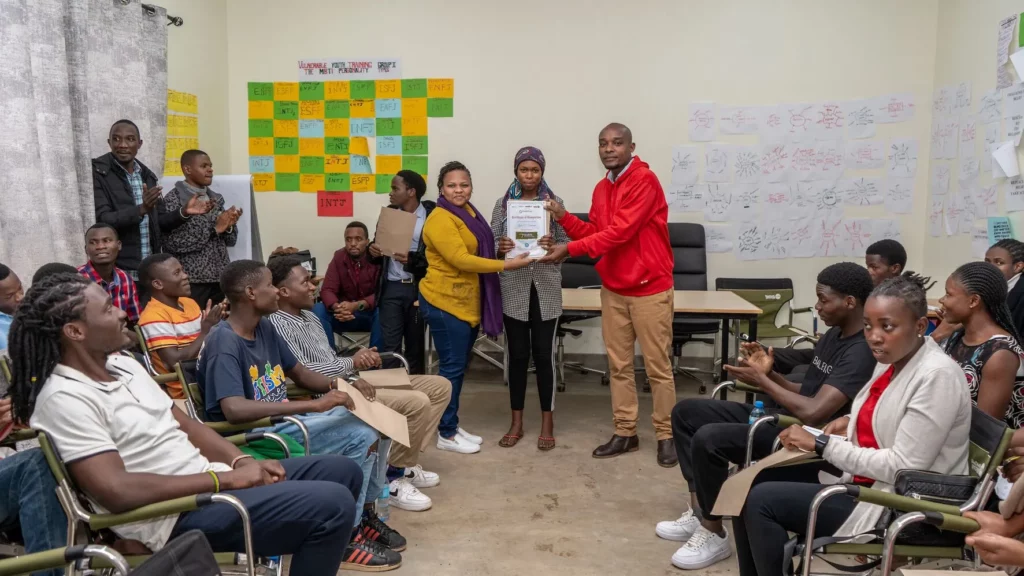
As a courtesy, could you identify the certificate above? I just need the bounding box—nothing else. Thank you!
[506,200,549,259]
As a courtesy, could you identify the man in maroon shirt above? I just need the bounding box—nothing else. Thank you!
[312,222,381,349]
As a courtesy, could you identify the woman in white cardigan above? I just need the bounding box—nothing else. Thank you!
[731,276,973,576]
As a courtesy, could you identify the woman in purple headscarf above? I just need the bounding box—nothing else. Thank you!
[491,147,570,451]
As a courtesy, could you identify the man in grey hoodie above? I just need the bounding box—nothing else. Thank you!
[162,150,242,307]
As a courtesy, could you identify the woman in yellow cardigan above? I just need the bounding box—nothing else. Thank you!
[420,161,530,454]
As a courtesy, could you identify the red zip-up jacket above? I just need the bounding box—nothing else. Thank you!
[559,156,674,297]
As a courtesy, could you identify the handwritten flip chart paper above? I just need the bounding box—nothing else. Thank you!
[840,177,883,206]
[689,103,715,142]
[813,140,845,181]
[931,117,959,159]
[168,89,198,114]
[703,184,732,222]
[671,146,699,186]
[990,216,1014,244]
[885,178,914,214]
[929,197,945,237]
[815,216,845,257]
[783,103,816,140]
[979,89,1003,124]
[959,119,978,157]
[758,106,788,142]
[1007,178,1024,212]
[761,184,794,221]
[760,143,791,183]
[813,102,845,141]
[994,141,1020,178]
[730,184,761,222]
[933,85,954,116]
[704,225,733,253]
[875,93,915,123]
[974,184,1000,217]
[733,146,761,183]
[887,138,919,177]
[789,142,818,182]
[844,140,885,170]
[838,219,876,257]
[960,156,981,184]
[1003,84,1024,145]
[954,82,973,115]
[718,106,759,135]
[316,191,353,217]
[931,163,952,195]
[666,184,703,213]
[299,59,401,79]
[843,99,877,139]
[973,224,992,258]
[983,124,1000,172]
[704,144,732,183]
[998,15,1018,89]
[1011,51,1024,88]
[788,217,821,258]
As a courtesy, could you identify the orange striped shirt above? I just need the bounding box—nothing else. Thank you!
[138,297,202,398]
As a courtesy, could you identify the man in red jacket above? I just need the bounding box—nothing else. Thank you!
[311,221,381,350]
[541,123,677,466]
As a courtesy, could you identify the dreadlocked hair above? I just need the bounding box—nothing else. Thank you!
[8,273,92,424]
[992,239,1024,264]
[901,270,935,292]
[871,275,928,319]
[436,161,471,192]
[946,261,1024,352]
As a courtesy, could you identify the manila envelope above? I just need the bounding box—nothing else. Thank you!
[336,379,411,447]
[374,207,417,257]
[711,448,818,517]
[357,368,413,390]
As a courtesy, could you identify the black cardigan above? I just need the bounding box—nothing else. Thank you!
[1008,277,1024,337]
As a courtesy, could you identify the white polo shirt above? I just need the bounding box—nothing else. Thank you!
[30,354,231,551]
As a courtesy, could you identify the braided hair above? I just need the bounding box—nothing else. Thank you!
[436,161,471,193]
[8,273,92,424]
[992,239,1024,263]
[871,275,928,319]
[945,261,1024,352]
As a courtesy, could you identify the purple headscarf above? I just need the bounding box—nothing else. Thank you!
[503,146,554,210]
[436,195,503,337]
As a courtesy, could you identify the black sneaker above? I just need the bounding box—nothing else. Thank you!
[342,532,402,572]
[360,510,407,551]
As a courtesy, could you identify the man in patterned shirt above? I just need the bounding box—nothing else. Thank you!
[78,223,141,325]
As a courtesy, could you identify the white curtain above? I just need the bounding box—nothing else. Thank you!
[0,0,167,280]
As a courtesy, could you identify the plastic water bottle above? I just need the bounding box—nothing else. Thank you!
[748,400,766,425]
[377,486,390,521]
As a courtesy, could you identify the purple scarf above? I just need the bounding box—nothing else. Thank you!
[437,196,503,337]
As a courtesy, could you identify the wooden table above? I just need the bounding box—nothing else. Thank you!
[561,288,762,390]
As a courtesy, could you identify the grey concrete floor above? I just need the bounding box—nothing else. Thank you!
[377,364,741,576]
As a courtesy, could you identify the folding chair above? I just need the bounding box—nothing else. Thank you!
[0,544,129,576]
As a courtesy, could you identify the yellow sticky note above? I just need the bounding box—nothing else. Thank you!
[274,120,299,137]
[350,136,370,157]
[249,137,274,156]
[325,155,350,173]
[300,174,325,193]
[376,80,401,98]
[167,90,198,114]
[376,156,402,174]
[427,78,454,98]
[349,99,375,118]
[164,158,183,177]
[402,117,428,137]
[274,82,299,101]
[252,173,276,192]
[351,174,374,192]
[299,137,325,156]
[402,98,427,117]
[299,100,325,119]
[275,155,300,173]
[168,114,198,137]
[324,119,349,137]
[325,81,350,101]
[249,100,273,119]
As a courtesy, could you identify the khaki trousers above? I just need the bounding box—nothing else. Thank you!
[600,287,675,440]
[375,374,452,467]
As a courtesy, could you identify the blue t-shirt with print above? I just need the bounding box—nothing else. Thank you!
[197,319,298,422]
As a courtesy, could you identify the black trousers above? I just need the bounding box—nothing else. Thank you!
[190,282,225,308]
[376,280,424,374]
[671,398,783,520]
[503,286,557,412]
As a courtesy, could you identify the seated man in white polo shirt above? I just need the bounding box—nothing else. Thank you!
[9,272,362,576]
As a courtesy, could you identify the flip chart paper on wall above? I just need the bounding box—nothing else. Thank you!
[298,59,402,80]
[989,216,1013,244]
[993,140,1020,177]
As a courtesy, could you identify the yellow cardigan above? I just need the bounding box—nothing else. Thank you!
[419,206,504,327]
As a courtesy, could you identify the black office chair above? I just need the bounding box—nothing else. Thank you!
[555,213,608,392]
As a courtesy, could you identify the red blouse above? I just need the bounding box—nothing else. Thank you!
[853,365,896,485]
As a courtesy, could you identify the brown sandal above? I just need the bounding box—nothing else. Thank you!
[499,433,523,447]
[538,436,556,451]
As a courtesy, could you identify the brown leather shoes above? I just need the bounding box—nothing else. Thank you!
[592,434,639,458]
[657,439,678,468]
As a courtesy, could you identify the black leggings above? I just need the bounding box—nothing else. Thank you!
[504,286,557,412]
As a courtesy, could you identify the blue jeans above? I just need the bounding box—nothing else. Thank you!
[419,296,478,439]
[311,302,381,351]
[258,406,378,526]
[0,449,68,576]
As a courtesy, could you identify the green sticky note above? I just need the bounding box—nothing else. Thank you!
[248,82,273,101]
[275,101,298,120]
[326,173,351,191]
[299,82,324,101]
[1020,12,1024,47]
[300,156,325,174]
[351,81,376,100]
[325,100,350,119]
[402,136,428,155]
[376,174,394,194]
[401,79,428,98]
[325,137,350,155]
[248,119,274,138]
[403,155,428,175]
[276,173,300,192]
[274,137,298,155]
[376,118,402,137]
[427,98,454,117]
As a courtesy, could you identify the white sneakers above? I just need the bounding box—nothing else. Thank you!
[389,478,433,512]
[457,427,483,445]
[405,464,440,488]
[670,526,732,570]
[655,510,701,541]
[436,432,480,454]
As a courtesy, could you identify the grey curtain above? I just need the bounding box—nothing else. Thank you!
[0,0,167,281]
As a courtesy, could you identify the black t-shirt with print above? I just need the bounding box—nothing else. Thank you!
[772,326,877,415]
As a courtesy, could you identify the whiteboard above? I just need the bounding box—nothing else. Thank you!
[158,175,261,262]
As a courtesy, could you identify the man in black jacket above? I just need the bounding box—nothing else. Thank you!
[93,120,208,276]
[368,171,434,374]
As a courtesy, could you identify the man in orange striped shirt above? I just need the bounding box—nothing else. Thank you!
[137,254,223,398]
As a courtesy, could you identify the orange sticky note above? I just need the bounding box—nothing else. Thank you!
[325,155,350,173]
[274,120,299,138]
[324,119,349,137]
[402,117,428,137]
[351,174,374,192]
[325,81,350,101]
[299,100,324,119]
[249,137,273,156]
[376,80,401,98]
[274,82,299,101]
[376,155,402,174]
[299,137,325,156]
[350,136,370,157]
[249,101,273,119]
[275,155,300,173]
[252,173,275,192]
[402,98,427,118]
[300,174,325,193]
[350,99,376,118]
[427,78,454,98]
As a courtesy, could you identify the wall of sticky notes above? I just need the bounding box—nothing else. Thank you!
[247,78,454,195]
[165,89,199,177]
